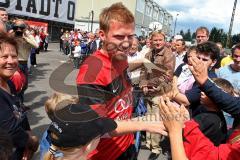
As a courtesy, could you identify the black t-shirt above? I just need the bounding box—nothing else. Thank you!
[0,85,29,159]
[194,110,227,146]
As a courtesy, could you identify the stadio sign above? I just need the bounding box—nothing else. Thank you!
[0,0,75,24]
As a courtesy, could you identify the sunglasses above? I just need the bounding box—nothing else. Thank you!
[233,54,240,58]
[12,24,26,30]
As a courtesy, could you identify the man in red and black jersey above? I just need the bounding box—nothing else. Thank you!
[76,3,167,160]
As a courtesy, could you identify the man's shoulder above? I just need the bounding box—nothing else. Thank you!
[144,48,153,58]
[217,65,233,74]
[82,50,111,66]
[162,46,173,53]
[77,51,113,85]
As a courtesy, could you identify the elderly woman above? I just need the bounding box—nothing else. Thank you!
[0,33,38,159]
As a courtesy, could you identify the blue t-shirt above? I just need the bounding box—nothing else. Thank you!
[40,130,63,159]
[216,65,240,92]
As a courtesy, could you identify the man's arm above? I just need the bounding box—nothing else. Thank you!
[23,31,39,48]
[167,76,191,106]
[158,97,188,160]
[110,116,167,136]
[128,58,144,72]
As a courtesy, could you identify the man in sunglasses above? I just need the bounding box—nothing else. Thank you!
[13,19,38,104]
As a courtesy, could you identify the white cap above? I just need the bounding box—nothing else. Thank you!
[174,34,183,40]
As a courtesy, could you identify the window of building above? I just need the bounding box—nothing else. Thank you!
[159,11,164,22]
[146,5,152,16]
[153,9,158,20]
[136,0,145,13]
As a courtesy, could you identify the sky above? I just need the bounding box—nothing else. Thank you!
[154,0,240,35]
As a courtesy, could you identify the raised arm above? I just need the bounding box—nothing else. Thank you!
[189,57,240,116]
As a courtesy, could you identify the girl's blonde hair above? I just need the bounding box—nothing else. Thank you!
[44,93,79,160]
[45,92,78,119]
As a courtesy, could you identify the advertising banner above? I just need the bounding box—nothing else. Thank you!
[0,0,75,24]
[25,20,48,32]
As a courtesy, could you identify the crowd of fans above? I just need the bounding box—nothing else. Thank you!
[0,3,240,160]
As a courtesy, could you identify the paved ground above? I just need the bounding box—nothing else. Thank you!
[27,43,169,159]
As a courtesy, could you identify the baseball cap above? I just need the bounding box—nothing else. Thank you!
[48,100,117,148]
[174,34,183,40]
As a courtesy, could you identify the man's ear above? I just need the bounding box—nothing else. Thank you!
[211,59,217,67]
[99,30,106,41]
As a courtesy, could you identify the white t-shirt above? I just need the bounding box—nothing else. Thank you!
[72,46,81,58]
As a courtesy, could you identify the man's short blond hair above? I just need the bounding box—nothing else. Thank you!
[99,2,134,33]
[196,26,209,36]
[149,31,165,40]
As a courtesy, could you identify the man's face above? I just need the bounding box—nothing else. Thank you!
[88,33,95,41]
[232,48,240,71]
[129,39,138,56]
[175,40,185,54]
[151,34,165,50]
[0,10,8,23]
[99,20,135,61]
[197,53,216,69]
[146,39,151,48]
[196,30,209,44]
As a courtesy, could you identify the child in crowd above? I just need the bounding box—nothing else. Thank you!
[72,40,81,68]
[193,78,233,146]
[174,46,197,94]
[42,93,117,160]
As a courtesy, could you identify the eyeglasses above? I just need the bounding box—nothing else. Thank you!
[197,56,210,62]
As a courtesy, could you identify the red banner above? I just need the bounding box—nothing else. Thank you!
[25,20,48,32]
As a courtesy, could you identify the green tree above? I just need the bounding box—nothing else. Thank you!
[184,29,192,41]
[232,34,240,46]
[179,30,184,37]
[209,27,228,47]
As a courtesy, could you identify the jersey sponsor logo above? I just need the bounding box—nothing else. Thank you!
[114,92,132,113]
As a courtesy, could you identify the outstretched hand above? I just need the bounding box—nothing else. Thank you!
[188,56,208,86]
[158,97,189,133]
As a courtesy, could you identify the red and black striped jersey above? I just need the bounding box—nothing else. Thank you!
[76,50,134,160]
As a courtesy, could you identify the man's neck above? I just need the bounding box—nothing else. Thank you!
[177,51,185,55]
[230,64,240,72]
